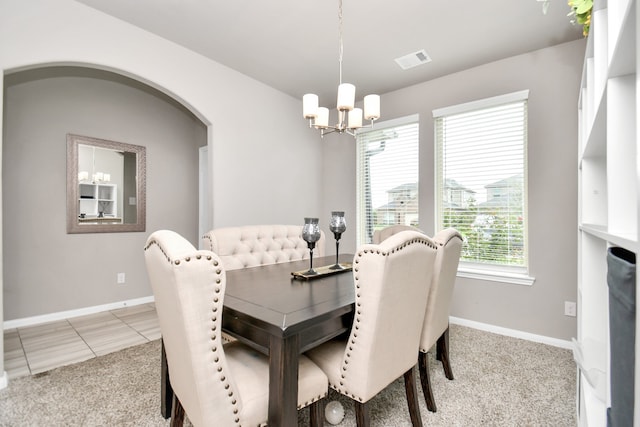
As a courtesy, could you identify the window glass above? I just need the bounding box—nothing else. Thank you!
[434,91,528,270]
[356,116,419,245]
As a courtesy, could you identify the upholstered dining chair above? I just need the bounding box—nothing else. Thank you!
[372,225,464,412]
[144,230,328,427]
[418,228,463,412]
[372,224,422,244]
[306,230,438,427]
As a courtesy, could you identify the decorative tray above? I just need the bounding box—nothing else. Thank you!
[291,262,353,280]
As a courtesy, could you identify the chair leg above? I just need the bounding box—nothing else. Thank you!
[309,398,325,427]
[170,393,185,427]
[161,340,173,419]
[418,351,437,412]
[403,366,423,427]
[436,326,454,380]
[355,400,371,427]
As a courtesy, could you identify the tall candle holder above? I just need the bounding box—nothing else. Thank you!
[329,211,346,270]
[302,217,321,275]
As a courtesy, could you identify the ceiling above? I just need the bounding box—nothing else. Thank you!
[75,0,584,106]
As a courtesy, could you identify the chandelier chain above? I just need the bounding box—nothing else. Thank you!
[338,0,344,85]
[301,0,379,137]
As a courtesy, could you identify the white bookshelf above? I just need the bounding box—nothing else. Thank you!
[576,0,638,425]
[78,182,118,219]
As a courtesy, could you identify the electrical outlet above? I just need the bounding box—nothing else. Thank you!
[564,301,576,317]
[117,273,126,284]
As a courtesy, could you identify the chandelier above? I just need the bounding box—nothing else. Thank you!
[302,0,380,138]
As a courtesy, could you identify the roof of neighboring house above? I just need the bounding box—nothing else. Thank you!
[479,174,524,209]
[485,174,523,189]
[444,178,475,193]
[387,182,417,194]
[376,196,418,212]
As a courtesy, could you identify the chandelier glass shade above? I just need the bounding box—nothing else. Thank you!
[302,0,380,137]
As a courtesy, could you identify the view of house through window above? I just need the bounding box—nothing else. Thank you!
[356,115,419,245]
[434,91,528,270]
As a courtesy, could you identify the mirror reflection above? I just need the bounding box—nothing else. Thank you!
[67,134,146,233]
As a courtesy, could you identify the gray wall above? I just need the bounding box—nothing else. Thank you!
[322,39,586,341]
[2,67,206,320]
[0,3,585,345]
[0,0,326,384]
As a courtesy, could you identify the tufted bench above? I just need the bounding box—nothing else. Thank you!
[201,224,326,271]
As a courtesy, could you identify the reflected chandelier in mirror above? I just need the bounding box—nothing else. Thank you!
[66,134,146,233]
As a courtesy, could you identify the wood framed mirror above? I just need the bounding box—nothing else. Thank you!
[67,134,146,233]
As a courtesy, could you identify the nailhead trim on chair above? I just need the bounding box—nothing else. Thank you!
[145,240,242,425]
[332,236,436,402]
[202,233,213,250]
[418,231,462,355]
[148,237,328,425]
[204,257,242,425]
[144,239,170,263]
[298,392,327,410]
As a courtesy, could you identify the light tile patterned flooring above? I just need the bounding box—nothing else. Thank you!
[3,303,160,379]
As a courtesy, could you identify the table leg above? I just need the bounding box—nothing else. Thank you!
[268,334,300,426]
[161,339,173,419]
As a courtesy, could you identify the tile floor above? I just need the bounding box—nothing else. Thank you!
[3,303,159,379]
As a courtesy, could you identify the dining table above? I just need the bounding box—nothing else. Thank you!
[160,253,356,426]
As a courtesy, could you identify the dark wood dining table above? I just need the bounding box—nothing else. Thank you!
[160,254,356,426]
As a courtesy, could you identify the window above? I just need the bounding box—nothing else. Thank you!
[434,91,532,284]
[356,115,419,245]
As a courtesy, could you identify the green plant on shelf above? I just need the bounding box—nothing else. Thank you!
[568,0,593,37]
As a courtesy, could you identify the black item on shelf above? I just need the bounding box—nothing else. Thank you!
[606,246,636,427]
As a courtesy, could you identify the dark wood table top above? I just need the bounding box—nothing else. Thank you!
[222,254,355,345]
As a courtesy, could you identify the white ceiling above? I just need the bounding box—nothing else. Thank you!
[76,0,584,105]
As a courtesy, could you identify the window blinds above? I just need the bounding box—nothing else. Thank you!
[434,92,528,268]
[356,116,419,245]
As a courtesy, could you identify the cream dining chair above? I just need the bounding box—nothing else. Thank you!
[306,230,438,427]
[144,230,328,427]
[373,225,463,412]
[418,227,463,412]
[372,224,421,244]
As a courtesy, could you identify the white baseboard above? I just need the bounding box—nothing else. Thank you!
[3,296,155,330]
[0,371,7,390]
[2,298,572,350]
[450,316,573,349]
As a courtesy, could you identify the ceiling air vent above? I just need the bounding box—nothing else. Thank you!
[394,49,432,70]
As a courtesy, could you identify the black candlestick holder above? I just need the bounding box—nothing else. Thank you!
[329,211,346,270]
[302,217,321,275]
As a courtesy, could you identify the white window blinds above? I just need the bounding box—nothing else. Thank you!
[434,91,528,269]
[356,115,419,245]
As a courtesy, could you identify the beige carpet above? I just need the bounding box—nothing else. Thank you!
[0,324,576,426]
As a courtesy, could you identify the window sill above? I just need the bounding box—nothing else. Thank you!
[457,267,535,286]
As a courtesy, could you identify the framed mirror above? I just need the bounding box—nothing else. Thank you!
[67,134,146,233]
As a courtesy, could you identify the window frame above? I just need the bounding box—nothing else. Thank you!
[433,91,535,286]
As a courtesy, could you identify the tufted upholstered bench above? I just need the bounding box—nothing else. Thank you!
[201,224,326,270]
